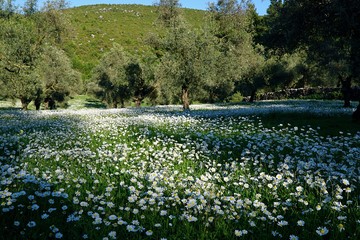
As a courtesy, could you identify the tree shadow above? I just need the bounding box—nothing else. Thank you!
[0,107,22,111]
[84,98,107,109]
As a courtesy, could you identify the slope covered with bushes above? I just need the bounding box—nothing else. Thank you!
[63,4,206,80]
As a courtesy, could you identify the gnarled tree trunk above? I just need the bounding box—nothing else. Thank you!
[249,90,256,103]
[181,85,190,111]
[339,75,352,108]
[34,97,42,110]
[20,97,31,110]
[134,98,142,108]
[120,99,125,108]
[353,101,360,121]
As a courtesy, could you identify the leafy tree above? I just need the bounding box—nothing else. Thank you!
[35,46,81,109]
[23,0,38,15]
[207,0,264,102]
[255,0,285,54]
[126,58,156,107]
[42,0,69,11]
[155,0,181,28]
[0,0,16,18]
[153,23,219,110]
[38,0,70,45]
[208,0,252,48]
[261,0,360,108]
[92,44,131,108]
[197,27,230,103]
[0,16,43,110]
[152,0,208,110]
[0,0,73,110]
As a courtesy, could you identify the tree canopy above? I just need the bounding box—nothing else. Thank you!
[0,0,81,110]
[1,0,359,112]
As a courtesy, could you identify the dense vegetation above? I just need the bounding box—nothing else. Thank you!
[0,0,359,113]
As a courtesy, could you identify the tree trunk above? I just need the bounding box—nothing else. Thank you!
[249,90,256,103]
[353,101,360,121]
[120,99,125,108]
[49,98,56,110]
[181,85,190,111]
[134,98,142,108]
[339,75,352,108]
[20,97,30,110]
[34,97,41,110]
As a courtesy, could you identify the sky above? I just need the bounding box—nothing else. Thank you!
[16,0,270,15]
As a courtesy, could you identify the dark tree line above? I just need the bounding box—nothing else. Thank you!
[256,0,360,109]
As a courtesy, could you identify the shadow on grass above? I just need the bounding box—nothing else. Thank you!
[258,112,360,136]
[84,98,107,109]
[0,107,21,111]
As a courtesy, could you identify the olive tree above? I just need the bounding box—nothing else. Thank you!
[261,0,360,108]
[154,24,220,110]
[0,16,43,110]
[0,0,72,110]
[36,46,81,109]
[92,44,131,108]
[208,0,264,102]
[126,59,156,107]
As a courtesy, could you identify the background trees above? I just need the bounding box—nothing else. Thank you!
[126,59,156,107]
[0,0,80,110]
[150,0,261,110]
[36,46,81,109]
[91,44,130,108]
[1,0,358,111]
[153,23,215,110]
[258,0,360,107]
[207,0,265,103]
[91,44,156,108]
[0,16,42,110]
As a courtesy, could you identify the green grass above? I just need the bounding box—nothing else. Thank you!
[62,4,207,80]
[67,95,107,109]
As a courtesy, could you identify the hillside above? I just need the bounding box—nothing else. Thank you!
[62,4,207,80]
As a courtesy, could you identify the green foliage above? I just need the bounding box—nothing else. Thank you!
[155,0,181,27]
[3,0,358,109]
[0,0,16,18]
[259,0,360,88]
[36,45,82,109]
[153,21,217,110]
[0,2,80,110]
[204,0,264,103]
[91,44,131,108]
[208,0,252,47]
[228,92,244,103]
[147,0,264,109]
[126,60,156,107]
[0,15,42,109]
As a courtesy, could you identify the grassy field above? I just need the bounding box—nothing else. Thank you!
[63,4,206,79]
[1,100,359,239]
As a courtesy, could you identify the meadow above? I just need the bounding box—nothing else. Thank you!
[1,100,359,239]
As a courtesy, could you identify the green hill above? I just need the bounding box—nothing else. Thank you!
[62,4,207,80]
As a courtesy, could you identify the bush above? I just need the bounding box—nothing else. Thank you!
[228,92,243,103]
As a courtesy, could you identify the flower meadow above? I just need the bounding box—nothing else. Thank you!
[1,101,359,239]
